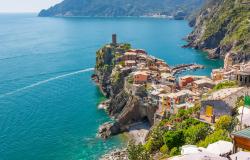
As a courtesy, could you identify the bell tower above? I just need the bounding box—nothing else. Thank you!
[112,34,117,45]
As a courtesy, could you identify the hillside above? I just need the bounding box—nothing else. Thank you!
[187,0,250,63]
[38,0,205,19]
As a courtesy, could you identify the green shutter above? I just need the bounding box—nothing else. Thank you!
[244,96,250,107]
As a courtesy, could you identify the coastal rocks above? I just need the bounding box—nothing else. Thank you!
[98,122,121,139]
[100,149,128,160]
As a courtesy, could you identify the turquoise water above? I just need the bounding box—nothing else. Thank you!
[0,14,223,160]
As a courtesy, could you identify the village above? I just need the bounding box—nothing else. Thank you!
[99,35,250,160]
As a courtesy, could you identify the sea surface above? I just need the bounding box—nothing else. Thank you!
[0,13,223,160]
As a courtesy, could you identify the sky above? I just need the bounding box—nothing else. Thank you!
[0,0,62,13]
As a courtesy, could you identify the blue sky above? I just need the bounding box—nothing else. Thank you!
[0,0,62,13]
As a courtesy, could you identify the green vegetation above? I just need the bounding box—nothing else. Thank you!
[127,76,134,84]
[200,0,250,54]
[163,130,185,149]
[236,96,244,108]
[212,81,237,91]
[215,115,237,132]
[184,123,211,144]
[198,129,231,147]
[121,43,132,51]
[127,141,150,160]
[127,108,237,159]
[111,71,121,84]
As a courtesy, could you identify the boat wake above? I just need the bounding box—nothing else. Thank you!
[0,68,94,98]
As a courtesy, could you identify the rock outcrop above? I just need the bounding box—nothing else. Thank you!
[95,43,157,138]
[186,0,250,64]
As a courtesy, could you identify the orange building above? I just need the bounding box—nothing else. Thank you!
[179,76,194,88]
[133,71,148,84]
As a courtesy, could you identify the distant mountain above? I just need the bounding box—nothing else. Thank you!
[187,0,250,62]
[38,0,205,19]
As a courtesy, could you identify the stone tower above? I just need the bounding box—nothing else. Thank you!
[112,34,117,45]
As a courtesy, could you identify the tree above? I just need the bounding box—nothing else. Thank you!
[236,96,244,108]
[144,127,164,153]
[160,145,169,154]
[198,129,231,147]
[169,147,180,157]
[176,109,190,120]
[175,118,200,130]
[215,115,236,132]
[184,123,211,144]
[163,130,184,149]
[127,141,150,160]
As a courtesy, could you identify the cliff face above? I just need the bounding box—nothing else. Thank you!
[187,0,250,63]
[38,0,205,19]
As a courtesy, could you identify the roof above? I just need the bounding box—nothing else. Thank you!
[193,78,214,85]
[230,151,250,160]
[181,145,200,155]
[207,87,244,100]
[161,73,173,78]
[176,103,195,109]
[232,127,250,139]
[180,75,194,80]
[169,152,227,160]
[124,52,137,56]
[164,90,196,98]
[125,60,136,63]
[206,140,233,156]
[133,71,149,76]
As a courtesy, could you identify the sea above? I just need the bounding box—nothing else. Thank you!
[0,13,223,160]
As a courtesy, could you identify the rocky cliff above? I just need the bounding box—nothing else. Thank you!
[38,0,205,19]
[187,0,250,64]
[94,43,157,138]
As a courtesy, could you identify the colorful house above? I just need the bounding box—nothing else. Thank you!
[133,71,149,84]
[123,52,137,61]
[179,76,194,88]
[125,60,136,67]
[201,87,250,122]
[192,78,215,93]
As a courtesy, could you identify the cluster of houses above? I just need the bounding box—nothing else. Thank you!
[113,38,250,126]
[110,35,250,127]
[113,44,214,122]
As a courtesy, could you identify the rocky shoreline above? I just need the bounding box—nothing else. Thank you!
[100,149,128,160]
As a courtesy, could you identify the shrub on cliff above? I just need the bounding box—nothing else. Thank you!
[212,81,237,91]
[198,129,231,147]
[215,115,237,132]
[169,147,180,157]
[144,127,164,153]
[163,130,185,150]
[127,141,150,160]
[184,123,211,144]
